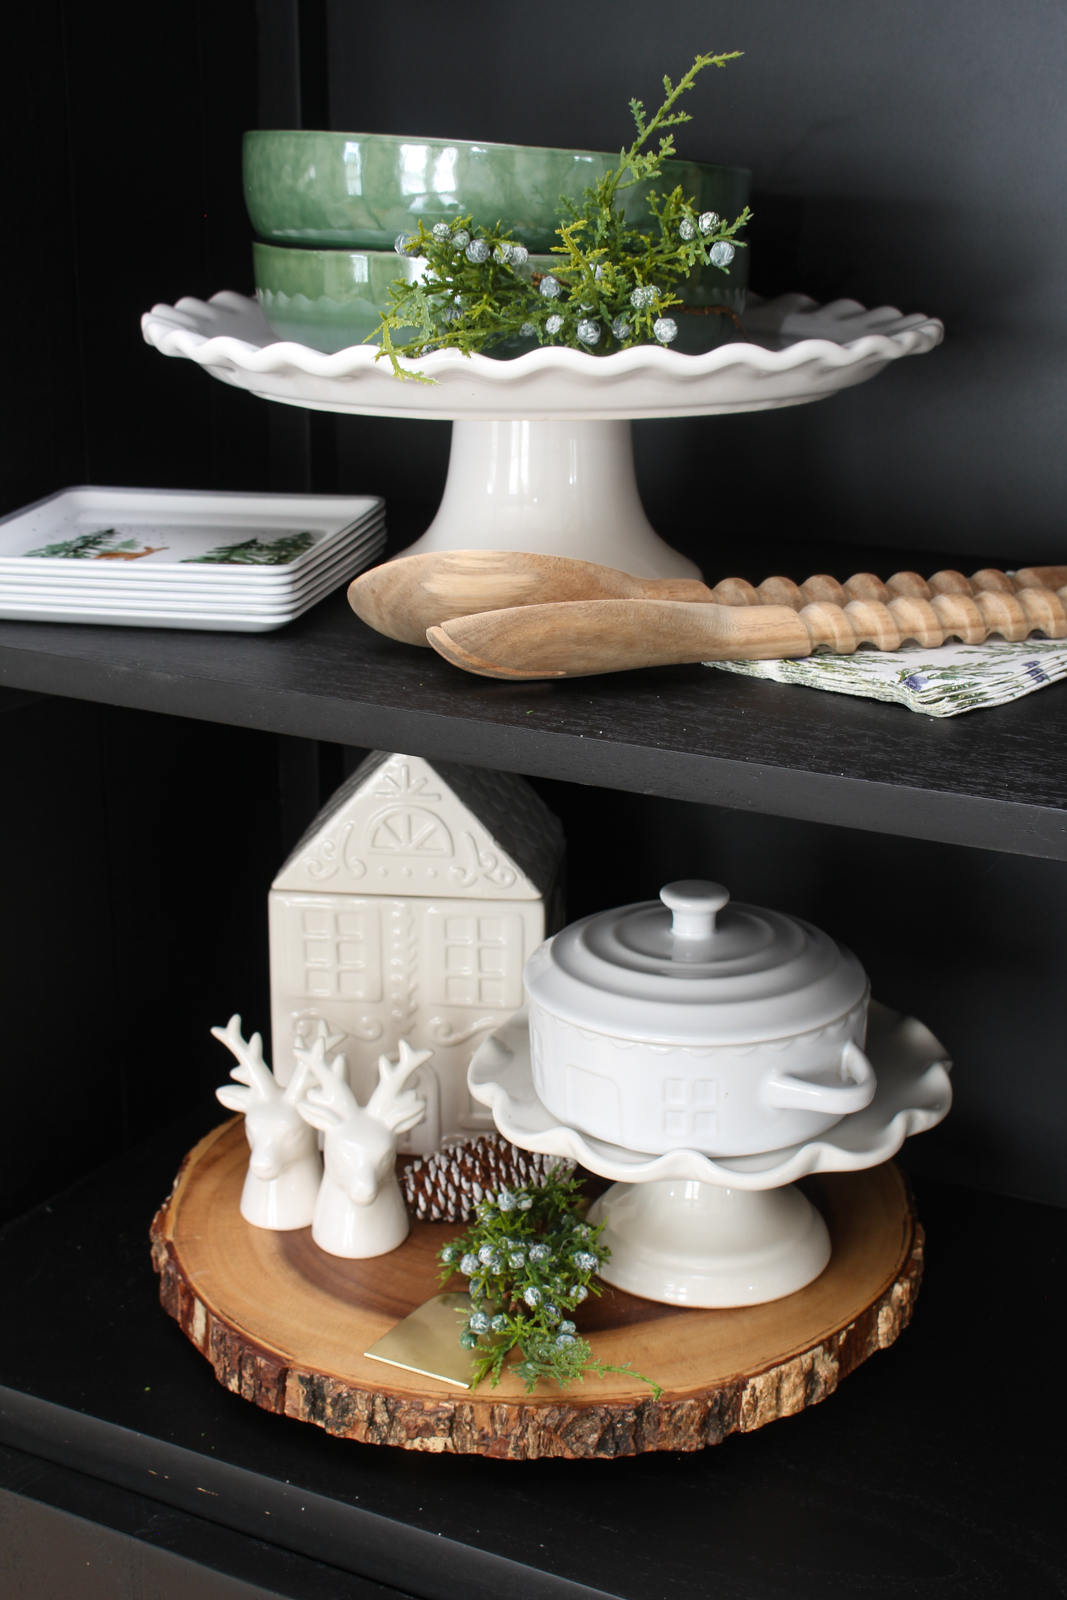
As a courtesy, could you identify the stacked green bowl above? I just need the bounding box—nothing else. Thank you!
[246,130,750,355]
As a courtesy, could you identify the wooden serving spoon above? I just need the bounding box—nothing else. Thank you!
[427,599,813,679]
[347,549,712,646]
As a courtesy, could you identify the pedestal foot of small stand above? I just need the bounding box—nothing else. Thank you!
[588,1178,832,1308]
[397,418,701,579]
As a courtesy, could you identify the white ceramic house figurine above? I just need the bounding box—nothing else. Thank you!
[269,750,564,1154]
[213,1014,327,1231]
[296,1035,431,1258]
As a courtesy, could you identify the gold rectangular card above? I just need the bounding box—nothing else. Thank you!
[364,1292,476,1388]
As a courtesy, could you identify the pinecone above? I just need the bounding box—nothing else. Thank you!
[401,1134,576,1223]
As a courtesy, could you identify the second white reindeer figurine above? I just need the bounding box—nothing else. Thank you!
[296,1035,431,1259]
[213,1014,331,1231]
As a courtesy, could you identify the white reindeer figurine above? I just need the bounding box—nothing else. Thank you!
[296,1036,431,1258]
[213,1015,334,1231]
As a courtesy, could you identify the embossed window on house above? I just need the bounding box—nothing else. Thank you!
[431,913,522,1008]
[366,806,452,856]
[292,903,382,1000]
[661,1076,717,1140]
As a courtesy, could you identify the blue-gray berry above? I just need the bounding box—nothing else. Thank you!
[555,1332,576,1346]
[459,1253,479,1275]
[509,244,529,265]
[466,239,490,264]
[451,229,470,248]
[440,1244,457,1263]
[432,222,451,242]
[698,211,720,235]
[573,1251,598,1271]
[577,319,601,345]
[611,316,631,341]
[559,1319,576,1334]
[469,1311,490,1334]
[497,1188,516,1211]
[529,1244,550,1262]
[679,217,697,241]
[478,1243,496,1266]
[545,313,564,335]
[518,1197,533,1211]
[509,1250,526,1268]
[653,317,678,344]
[709,241,735,268]
[490,1313,509,1333]
[539,275,562,299]
[394,233,416,256]
[523,1286,542,1307]
[630,285,656,309]
[574,1284,589,1302]
[459,1329,478,1348]
[519,322,536,338]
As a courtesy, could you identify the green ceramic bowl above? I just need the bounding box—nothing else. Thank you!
[254,242,745,355]
[244,129,750,263]
[253,242,422,352]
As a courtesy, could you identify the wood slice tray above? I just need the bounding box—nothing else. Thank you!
[150,1118,923,1460]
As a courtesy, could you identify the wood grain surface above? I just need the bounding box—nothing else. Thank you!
[348,550,711,646]
[151,1118,924,1460]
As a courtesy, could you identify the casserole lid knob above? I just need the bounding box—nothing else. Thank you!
[660,880,730,941]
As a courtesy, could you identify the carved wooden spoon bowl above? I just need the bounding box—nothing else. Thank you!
[347,549,711,646]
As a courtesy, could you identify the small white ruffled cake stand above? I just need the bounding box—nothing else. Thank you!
[468,1000,951,1308]
[142,292,943,579]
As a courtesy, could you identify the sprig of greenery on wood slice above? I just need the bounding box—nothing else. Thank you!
[375,50,751,380]
[438,1167,662,1397]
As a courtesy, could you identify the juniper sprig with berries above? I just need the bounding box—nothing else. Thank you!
[438,1167,662,1397]
[374,50,751,379]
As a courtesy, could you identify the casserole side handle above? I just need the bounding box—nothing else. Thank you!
[762,1039,876,1114]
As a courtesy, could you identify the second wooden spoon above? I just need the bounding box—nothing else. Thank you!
[427,599,813,679]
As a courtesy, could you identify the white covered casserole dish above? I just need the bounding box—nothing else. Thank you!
[522,880,875,1157]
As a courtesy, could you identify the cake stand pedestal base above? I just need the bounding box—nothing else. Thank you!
[589,1178,832,1307]
[396,418,702,578]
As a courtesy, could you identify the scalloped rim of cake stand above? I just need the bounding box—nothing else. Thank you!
[467,1000,952,1190]
[141,291,944,421]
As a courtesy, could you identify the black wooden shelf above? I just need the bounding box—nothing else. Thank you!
[1,579,1065,859]
[0,1118,1063,1600]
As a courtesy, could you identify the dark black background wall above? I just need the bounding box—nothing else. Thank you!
[326,0,1067,567]
[1,1,1065,1219]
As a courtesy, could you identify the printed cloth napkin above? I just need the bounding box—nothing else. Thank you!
[706,637,1067,717]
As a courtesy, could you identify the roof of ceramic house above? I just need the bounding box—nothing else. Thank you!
[272,750,565,898]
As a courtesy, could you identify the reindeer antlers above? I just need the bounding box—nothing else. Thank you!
[367,1039,431,1135]
[296,1033,356,1118]
[211,1015,277,1100]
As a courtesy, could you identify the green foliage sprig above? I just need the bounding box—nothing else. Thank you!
[439,1167,662,1398]
[374,50,751,380]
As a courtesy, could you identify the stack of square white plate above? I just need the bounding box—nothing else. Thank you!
[0,487,387,631]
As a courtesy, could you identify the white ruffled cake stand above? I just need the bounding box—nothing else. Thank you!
[468,1000,951,1308]
[142,292,943,579]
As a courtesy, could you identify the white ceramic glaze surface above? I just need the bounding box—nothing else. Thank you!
[296,1036,430,1258]
[213,1015,323,1231]
[524,881,874,1155]
[469,1001,949,1307]
[0,487,385,630]
[141,292,940,575]
[468,999,952,1189]
[586,1179,831,1307]
[140,291,943,421]
[268,751,564,1155]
